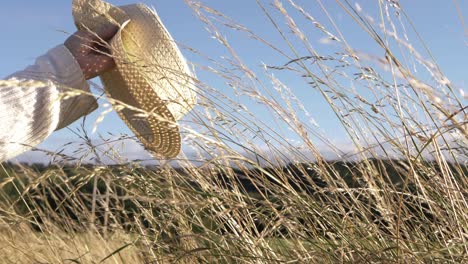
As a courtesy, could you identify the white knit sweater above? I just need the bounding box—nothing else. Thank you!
[0,45,98,162]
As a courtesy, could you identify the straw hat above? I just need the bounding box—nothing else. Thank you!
[72,0,197,158]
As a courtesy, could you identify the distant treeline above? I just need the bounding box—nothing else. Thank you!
[1,159,467,192]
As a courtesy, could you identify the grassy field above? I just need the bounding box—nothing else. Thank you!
[0,159,466,263]
[1,0,467,263]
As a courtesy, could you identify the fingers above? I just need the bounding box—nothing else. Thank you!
[81,54,116,80]
[84,24,119,56]
[65,24,119,80]
[72,26,114,58]
[95,54,116,69]
[93,23,120,42]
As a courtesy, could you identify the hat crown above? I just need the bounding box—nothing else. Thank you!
[120,4,197,121]
[72,0,129,30]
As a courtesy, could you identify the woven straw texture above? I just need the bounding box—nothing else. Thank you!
[72,0,197,158]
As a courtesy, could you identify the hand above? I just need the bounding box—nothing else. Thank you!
[65,25,119,80]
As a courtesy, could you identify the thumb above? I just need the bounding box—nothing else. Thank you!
[91,23,120,43]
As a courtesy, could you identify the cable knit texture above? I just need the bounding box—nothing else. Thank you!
[0,45,98,162]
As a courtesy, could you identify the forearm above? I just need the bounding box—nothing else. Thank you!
[0,45,98,162]
[10,45,98,129]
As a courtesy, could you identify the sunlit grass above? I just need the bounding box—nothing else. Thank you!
[0,0,466,263]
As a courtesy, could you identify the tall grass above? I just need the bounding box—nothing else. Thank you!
[0,0,466,263]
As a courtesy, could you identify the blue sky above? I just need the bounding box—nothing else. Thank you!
[0,1,466,163]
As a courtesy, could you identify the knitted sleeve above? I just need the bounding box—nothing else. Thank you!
[0,44,98,162]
